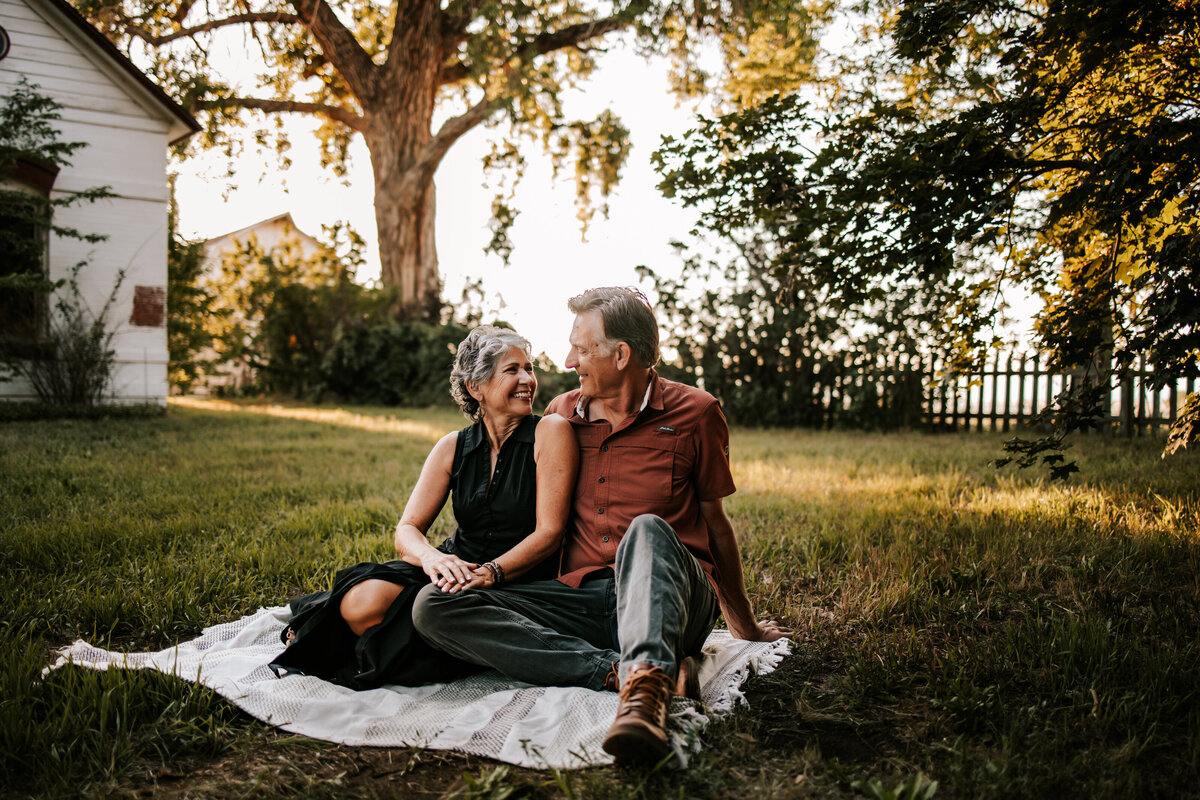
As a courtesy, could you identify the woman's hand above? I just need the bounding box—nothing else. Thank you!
[446,565,496,594]
[420,551,478,591]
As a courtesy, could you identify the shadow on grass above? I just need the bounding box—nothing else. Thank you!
[1,414,1197,798]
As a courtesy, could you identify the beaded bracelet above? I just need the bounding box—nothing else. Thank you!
[483,561,505,587]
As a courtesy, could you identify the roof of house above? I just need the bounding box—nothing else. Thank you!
[38,0,201,144]
[205,213,321,247]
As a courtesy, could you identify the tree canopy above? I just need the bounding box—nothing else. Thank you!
[75,0,829,315]
[654,0,1200,467]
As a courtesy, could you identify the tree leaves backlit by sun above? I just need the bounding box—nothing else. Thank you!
[653,0,1199,473]
[72,0,830,317]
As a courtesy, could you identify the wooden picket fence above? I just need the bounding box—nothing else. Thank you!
[914,351,1195,434]
[778,349,1195,434]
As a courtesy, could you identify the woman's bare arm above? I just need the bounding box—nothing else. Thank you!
[393,432,478,587]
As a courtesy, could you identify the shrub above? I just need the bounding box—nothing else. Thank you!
[250,279,470,407]
[13,263,124,407]
[322,317,470,407]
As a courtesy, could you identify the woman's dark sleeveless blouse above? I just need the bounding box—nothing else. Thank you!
[443,414,552,580]
[269,414,554,689]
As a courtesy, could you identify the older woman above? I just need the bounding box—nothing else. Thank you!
[271,326,577,689]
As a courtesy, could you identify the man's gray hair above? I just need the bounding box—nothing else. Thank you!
[567,287,660,369]
[449,325,532,420]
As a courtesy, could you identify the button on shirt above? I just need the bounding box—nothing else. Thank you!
[546,372,737,588]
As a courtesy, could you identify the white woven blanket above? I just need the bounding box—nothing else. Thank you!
[50,606,789,769]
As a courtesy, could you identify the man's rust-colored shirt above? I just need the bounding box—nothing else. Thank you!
[545,372,737,588]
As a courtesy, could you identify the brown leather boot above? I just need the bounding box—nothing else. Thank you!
[601,663,674,764]
[603,657,701,702]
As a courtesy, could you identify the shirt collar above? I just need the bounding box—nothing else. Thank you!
[574,371,661,419]
[462,419,489,455]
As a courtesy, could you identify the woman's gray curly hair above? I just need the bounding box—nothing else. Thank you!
[449,325,533,421]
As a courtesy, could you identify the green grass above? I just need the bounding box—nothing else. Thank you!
[2,400,1198,798]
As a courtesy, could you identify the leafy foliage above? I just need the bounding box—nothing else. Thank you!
[1,78,88,340]
[199,219,366,388]
[250,284,576,406]
[72,0,831,311]
[258,280,471,405]
[1163,392,1200,457]
[0,77,86,167]
[653,0,1200,469]
[183,224,571,405]
[166,179,217,393]
[12,263,127,407]
[639,246,928,429]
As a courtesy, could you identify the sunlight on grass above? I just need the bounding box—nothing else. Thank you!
[2,408,1197,798]
[168,397,450,442]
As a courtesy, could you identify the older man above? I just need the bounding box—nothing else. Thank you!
[412,287,788,764]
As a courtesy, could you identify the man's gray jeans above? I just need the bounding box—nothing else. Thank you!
[411,514,719,689]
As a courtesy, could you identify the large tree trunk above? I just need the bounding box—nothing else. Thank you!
[361,0,445,320]
[370,147,441,318]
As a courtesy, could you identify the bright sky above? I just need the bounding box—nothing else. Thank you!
[172,44,708,367]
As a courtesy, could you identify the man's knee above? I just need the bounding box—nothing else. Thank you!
[619,514,672,545]
[617,514,678,558]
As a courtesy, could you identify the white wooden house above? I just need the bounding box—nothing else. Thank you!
[0,0,198,405]
[203,213,323,267]
[192,212,323,394]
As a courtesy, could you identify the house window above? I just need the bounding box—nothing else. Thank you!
[1,158,57,357]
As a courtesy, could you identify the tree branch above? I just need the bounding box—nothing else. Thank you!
[125,12,302,46]
[408,95,504,186]
[441,0,486,40]
[1021,158,1101,175]
[423,14,637,172]
[173,0,199,24]
[437,11,637,88]
[289,0,377,102]
[523,13,633,57]
[196,96,366,132]
[439,61,471,85]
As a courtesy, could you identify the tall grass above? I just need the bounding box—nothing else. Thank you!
[720,429,1200,799]
[1,401,1197,797]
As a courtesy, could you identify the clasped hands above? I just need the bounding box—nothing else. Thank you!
[421,552,496,594]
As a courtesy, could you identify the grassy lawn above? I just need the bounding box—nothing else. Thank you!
[2,398,1198,798]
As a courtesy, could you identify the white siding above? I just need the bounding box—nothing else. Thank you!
[52,119,171,202]
[1,0,184,405]
[0,0,159,121]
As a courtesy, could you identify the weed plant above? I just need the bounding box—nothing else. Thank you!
[1,401,1197,798]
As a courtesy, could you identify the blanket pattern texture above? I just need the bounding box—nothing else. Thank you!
[52,606,790,769]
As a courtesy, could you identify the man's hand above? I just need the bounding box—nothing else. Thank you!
[732,618,793,642]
